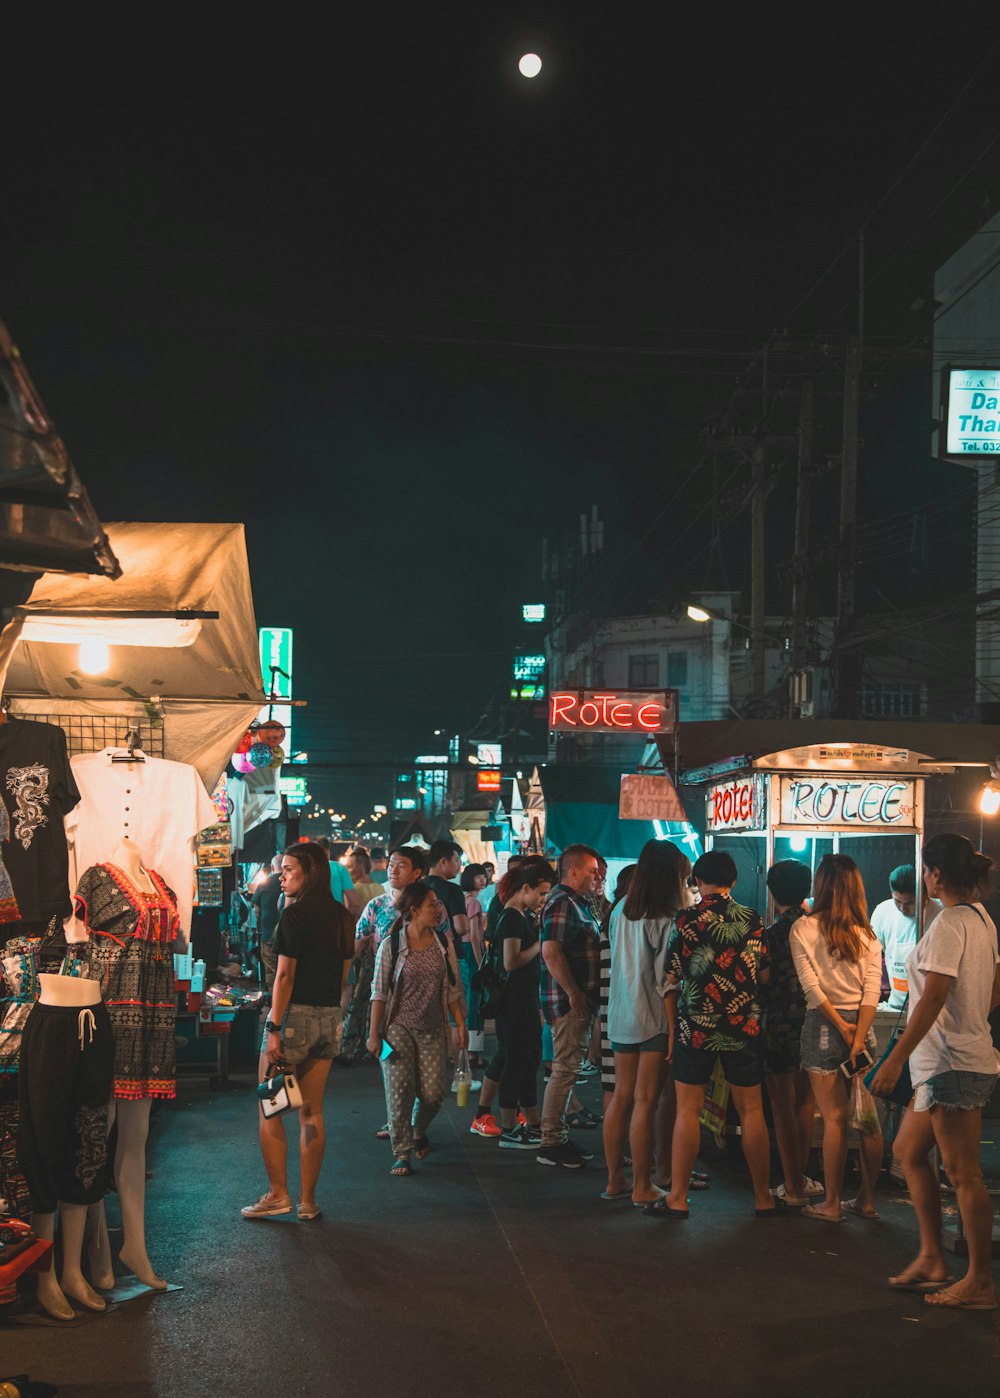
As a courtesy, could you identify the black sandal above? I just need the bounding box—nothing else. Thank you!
[413,1135,432,1160]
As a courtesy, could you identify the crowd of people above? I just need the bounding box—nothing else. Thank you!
[241,830,1000,1313]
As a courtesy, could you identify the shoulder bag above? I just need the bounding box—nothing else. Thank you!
[864,999,911,1108]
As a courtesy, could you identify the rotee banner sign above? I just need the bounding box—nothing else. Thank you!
[779,777,915,828]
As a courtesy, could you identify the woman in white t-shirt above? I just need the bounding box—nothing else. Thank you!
[872,834,1000,1311]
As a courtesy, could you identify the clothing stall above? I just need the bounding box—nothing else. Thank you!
[0,521,263,1317]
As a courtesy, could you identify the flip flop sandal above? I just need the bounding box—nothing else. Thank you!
[390,1157,412,1176]
[413,1136,433,1160]
[689,1175,710,1191]
[924,1287,998,1311]
[755,1197,792,1218]
[375,1124,390,1140]
[800,1204,844,1223]
[600,1188,631,1201]
[643,1198,689,1220]
[566,1110,600,1129]
[888,1273,953,1293]
[691,1170,710,1183]
[843,1198,880,1220]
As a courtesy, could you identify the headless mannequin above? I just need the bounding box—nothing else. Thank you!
[85,838,174,1291]
[32,972,108,1320]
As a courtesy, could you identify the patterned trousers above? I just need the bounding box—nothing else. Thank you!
[381,1023,449,1157]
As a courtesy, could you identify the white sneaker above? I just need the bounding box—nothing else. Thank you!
[241,1193,293,1218]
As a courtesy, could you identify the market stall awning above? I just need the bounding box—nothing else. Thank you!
[660,719,1000,783]
[537,764,690,860]
[0,521,264,790]
[0,319,120,579]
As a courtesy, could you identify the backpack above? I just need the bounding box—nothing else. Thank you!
[471,933,509,1018]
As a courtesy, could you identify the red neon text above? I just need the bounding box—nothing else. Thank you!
[710,782,755,829]
[549,692,665,733]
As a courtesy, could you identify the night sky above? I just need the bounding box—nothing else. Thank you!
[3,10,997,818]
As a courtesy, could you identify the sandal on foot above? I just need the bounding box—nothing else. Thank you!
[413,1135,432,1160]
[924,1287,998,1311]
[888,1272,952,1293]
[565,1109,600,1129]
[691,1170,710,1183]
[843,1198,879,1220]
[375,1123,390,1140]
[801,1204,844,1223]
[643,1198,689,1219]
[689,1174,710,1191]
[390,1156,412,1176]
[600,1187,631,1201]
[755,1197,792,1218]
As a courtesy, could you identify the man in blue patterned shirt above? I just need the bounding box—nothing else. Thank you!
[537,844,602,1168]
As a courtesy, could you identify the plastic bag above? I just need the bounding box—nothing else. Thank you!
[847,1073,880,1136]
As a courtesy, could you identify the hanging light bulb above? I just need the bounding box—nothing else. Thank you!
[978,779,1000,816]
[78,637,110,675]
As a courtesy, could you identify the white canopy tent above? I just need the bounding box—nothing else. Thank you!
[0,522,265,791]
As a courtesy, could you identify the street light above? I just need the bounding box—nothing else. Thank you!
[978,776,1000,816]
[686,604,712,623]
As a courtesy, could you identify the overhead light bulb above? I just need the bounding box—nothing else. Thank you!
[78,638,110,674]
[686,605,711,623]
[789,833,808,853]
[978,780,1000,816]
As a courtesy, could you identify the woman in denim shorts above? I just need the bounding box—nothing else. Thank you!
[790,855,884,1223]
[871,834,1000,1311]
[242,842,354,1222]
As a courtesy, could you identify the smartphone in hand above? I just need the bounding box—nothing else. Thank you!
[839,1048,875,1079]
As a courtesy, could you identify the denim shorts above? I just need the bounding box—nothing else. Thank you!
[913,1070,998,1114]
[611,1033,670,1054]
[799,1008,876,1075]
[262,1003,342,1064]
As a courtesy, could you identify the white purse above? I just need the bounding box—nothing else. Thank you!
[256,1066,303,1119]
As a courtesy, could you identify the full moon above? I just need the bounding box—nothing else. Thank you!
[518,53,542,78]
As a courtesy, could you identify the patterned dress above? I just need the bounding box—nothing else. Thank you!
[75,863,180,1100]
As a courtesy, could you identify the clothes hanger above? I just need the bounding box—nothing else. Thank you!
[110,723,145,762]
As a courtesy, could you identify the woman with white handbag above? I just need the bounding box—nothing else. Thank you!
[242,842,354,1222]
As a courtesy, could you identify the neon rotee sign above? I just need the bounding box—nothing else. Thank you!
[548,690,677,735]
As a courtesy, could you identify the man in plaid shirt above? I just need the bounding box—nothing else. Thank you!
[537,844,602,1168]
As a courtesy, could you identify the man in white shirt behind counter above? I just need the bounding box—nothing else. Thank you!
[871,864,941,1010]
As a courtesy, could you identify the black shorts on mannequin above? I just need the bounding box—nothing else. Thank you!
[18,1000,114,1213]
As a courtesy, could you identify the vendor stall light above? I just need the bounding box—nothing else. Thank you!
[789,833,809,853]
[978,779,1000,816]
[78,637,110,675]
[686,605,711,623]
[468,755,479,764]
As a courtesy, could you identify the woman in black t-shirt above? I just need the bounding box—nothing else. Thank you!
[494,864,553,1149]
[242,842,354,1223]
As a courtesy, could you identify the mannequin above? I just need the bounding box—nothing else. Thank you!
[30,971,109,1319]
[77,838,181,1292]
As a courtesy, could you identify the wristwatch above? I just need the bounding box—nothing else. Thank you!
[265,1020,282,1035]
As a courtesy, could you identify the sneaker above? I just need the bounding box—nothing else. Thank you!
[577,1060,599,1078]
[499,1125,537,1150]
[469,1113,501,1138]
[564,1139,595,1162]
[241,1193,293,1219]
[536,1142,585,1169]
[525,1124,542,1144]
[516,1111,528,1126]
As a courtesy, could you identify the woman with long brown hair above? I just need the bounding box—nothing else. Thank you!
[242,842,354,1222]
[790,853,883,1222]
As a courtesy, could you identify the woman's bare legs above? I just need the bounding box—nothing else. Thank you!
[602,1053,638,1196]
[806,1071,850,1218]
[928,1106,997,1306]
[629,1052,666,1203]
[766,1070,812,1198]
[257,1049,290,1202]
[297,1055,334,1210]
[652,1069,676,1190]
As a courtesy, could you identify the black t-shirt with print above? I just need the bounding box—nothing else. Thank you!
[0,718,80,924]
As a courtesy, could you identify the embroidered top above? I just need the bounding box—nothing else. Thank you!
[74,863,180,957]
[0,718,80,923]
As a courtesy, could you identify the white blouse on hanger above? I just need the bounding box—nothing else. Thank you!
[65,751,218,936]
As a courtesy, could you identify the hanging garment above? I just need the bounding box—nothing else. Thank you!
[18,998,113,1213]
[67,751,218,935]
[0,718,80,924]
[75,863,180,1100]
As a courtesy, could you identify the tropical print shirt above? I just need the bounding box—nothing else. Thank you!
[355,889,449,948]
[667,892,768,1051]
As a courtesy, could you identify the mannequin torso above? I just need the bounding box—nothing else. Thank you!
[38,973,102,1007]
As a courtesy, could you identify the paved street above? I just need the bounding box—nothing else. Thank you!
[5,1060,1000,1398]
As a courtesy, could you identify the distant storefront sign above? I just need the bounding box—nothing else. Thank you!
[779,776,915,828]
[477,769,502,793]
[477,742,502,766]
[619,773,687,822]
[259,626,293,753]
[943,368,1000,458]
[549,689,678,735]
[511,653,546,701]
[522,603,546,623]
[279,775,309,807]
[706,775,766,833]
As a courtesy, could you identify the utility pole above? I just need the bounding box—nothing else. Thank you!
[790,380,814,714]
[833,338,861,716]
[751,442,766,698]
